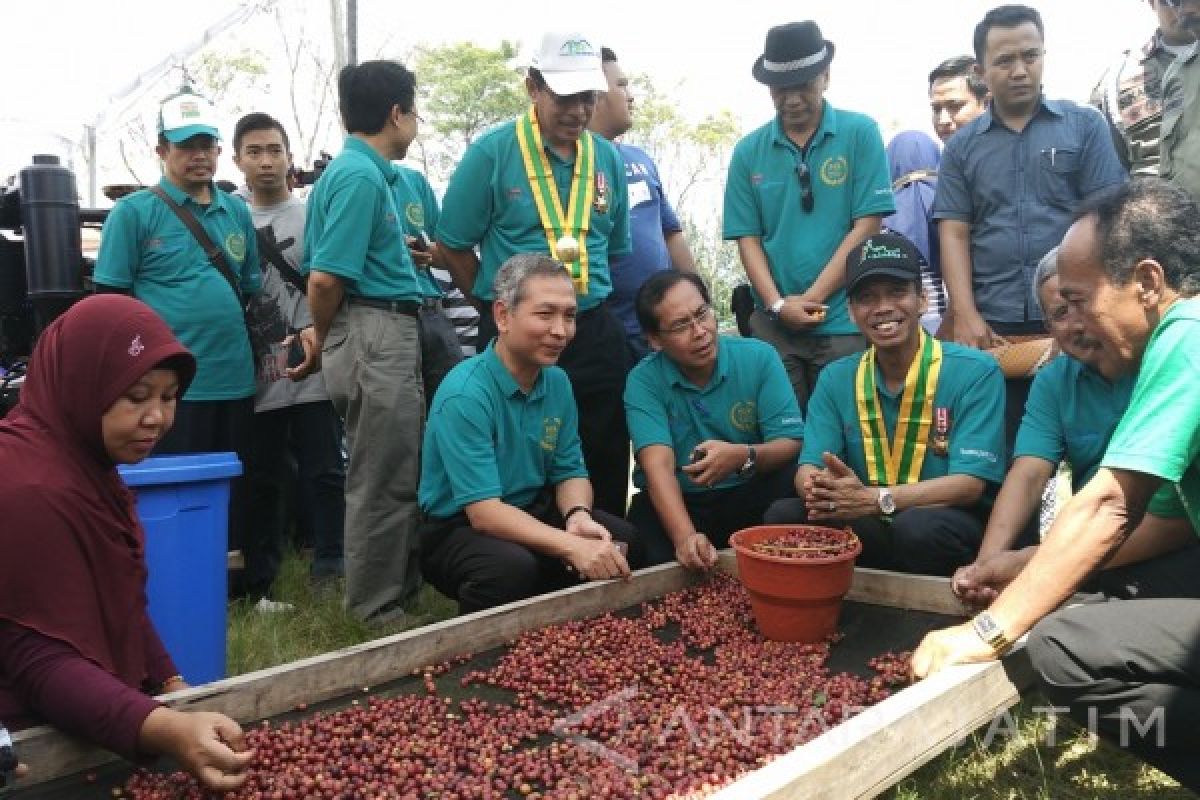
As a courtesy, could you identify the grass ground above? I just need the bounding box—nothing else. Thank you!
[228,550,1193,799]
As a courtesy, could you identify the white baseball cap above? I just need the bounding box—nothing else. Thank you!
[528,32,608,95]
[157,86,222,143]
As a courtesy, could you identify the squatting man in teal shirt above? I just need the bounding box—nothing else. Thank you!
[624,271,804,569]
[764,232,1006,576]
[418,255,639,614]
[914,178,1200,794]
[952,245,1195,609]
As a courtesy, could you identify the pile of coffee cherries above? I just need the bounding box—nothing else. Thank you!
[119,573,911,799]
[748,527,859,560]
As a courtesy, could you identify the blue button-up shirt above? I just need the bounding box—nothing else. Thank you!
[933,97,1127,325]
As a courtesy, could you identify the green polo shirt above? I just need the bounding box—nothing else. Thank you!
[392,163,442,299]
[625,336,804,493]
[302,136,421,301]
[1102,298,1200,529]
[435,118,632,310]
[95,178,261,401]
[419,341,588,519]
[722,103,895,335]
[801,342,1005,490]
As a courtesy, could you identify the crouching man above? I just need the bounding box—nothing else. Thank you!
[765,232,1006,576]
[418,254,639,613]
[625,271,804,569]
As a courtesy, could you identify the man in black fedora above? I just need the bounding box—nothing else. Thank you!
[723,20,895,411]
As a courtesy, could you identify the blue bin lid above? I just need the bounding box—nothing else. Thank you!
[118,452,243,486]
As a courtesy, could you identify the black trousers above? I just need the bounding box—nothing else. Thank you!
[419,492,642,614]
[419,303,464,409]
[1028,547,1200,793]
[628,466,799,566]
[763,496,987,576]
[243,401,347,594]
[478,303,631,517]
[154,397,254,557]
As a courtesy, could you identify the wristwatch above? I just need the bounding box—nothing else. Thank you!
[766,298,786,320]
[877,487,896,515]
[736,445,757,478]
[971,611,1013,656]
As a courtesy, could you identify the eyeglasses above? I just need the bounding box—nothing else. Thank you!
[547,88,598,108]
[660,305,715,336]
[796,163,814,213]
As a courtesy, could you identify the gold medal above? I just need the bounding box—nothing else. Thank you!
[556,235,580,264]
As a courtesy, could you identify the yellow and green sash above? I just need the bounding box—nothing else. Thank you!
[514,106,595,294]
[855,331,943,486]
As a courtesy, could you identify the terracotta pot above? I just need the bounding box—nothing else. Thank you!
[729,524,861,643]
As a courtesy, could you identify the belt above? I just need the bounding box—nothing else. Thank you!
[347,297,420,316]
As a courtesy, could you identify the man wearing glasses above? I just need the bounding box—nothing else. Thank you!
[1161,0,1200,201]
[624,271,804,569]
[723,20,895,412]
[302,60,426,623]
[437,31,633,518]
[95,86,262,578]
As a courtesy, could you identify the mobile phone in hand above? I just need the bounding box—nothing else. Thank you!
[287,337,306,368]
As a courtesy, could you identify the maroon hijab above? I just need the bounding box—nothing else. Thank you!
[0,295,195,687]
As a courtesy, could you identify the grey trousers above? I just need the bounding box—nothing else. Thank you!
[322,303,424,622]
[747,310,865,412]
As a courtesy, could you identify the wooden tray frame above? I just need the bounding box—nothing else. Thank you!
[12,557,1032,798]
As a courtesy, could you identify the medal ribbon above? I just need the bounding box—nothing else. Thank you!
[515,107,594,294]
[855,331,943,486]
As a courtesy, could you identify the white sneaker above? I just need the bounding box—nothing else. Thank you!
[254,597,296,613]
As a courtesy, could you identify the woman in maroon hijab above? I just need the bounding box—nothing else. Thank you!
[0,295,253,791]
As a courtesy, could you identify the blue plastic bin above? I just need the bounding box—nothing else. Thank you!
[118,453,242,685]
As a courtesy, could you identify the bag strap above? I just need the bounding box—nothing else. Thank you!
[149,185,243,304]
[254,226,308,295]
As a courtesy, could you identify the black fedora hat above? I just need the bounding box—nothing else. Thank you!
[752,21,836,87]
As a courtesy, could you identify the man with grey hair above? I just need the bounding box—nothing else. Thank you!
[952,243,1194,608]
[417,254,639,613]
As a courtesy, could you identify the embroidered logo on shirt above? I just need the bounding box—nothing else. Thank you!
[541,417,563,451]
[405,202,425,228]
[128,334,145,357]
[820,156,848,187]
[729,401,758,433]
[225,232,247,262]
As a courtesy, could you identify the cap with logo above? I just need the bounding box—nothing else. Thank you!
[753,21,836,87]
[528,32,608,96]
[844,232,924,296]
[157,86,222,144]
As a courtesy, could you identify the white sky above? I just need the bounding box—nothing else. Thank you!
[4,0,1157,190]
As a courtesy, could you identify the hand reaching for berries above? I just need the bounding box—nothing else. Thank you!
[138,708,254,792]
[675,531,719,571]
[910,622,996,679]
[564,535,631,582]
[951,549,1033,610]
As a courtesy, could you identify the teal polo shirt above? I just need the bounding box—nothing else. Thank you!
[435,119,632,311]
[801,342,1005,489]
[392,163,442,299]
[624,336,805,494]
[419,342,588,519]
[1014,354,1135,489]
[1017,353,1184,517]
[95,178,261,401]
[302,136,421,301]
[722,103,895,335]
